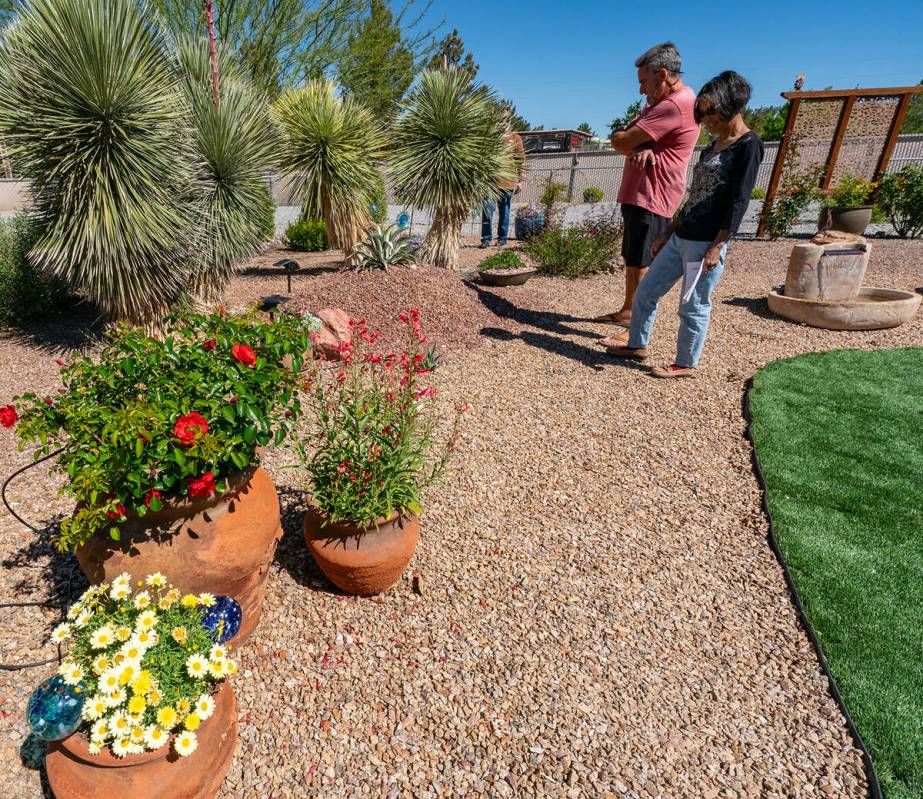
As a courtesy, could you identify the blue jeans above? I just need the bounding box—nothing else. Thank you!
[627,234,727,368]
[481,190,511,242]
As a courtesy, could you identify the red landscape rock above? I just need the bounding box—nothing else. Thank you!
[313,307,353,360]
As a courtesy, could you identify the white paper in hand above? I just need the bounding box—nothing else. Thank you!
[681,260,704,303]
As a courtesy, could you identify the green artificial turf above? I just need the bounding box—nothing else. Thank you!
[749,348,923,799]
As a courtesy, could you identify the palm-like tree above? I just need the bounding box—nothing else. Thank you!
[389,66,519,270]
[274,79,387,262]
[0,0,195,324]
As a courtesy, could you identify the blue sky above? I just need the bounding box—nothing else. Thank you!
[416,0,923,134]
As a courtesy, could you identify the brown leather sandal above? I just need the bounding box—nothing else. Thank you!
[604,345,649,360]
[650,364,697,379]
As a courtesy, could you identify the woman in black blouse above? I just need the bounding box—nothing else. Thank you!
[605,71,764,378]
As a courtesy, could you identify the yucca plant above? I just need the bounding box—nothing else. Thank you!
[0,0,195,325]
[274,80,387,263]
[176,35,277,304]
[352,223,415,271]
[389,67,519,270]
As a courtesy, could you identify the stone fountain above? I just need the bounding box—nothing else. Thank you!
[767,233,921,330]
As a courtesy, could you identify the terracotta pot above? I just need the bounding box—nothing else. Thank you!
[75,466,281,646]
[46,681,237,799]
[303,506,419,595]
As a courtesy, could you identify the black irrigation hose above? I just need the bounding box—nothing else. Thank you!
[0,447,71,671]
[742,379,883,799]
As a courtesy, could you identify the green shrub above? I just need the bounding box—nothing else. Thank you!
[522,214,621,278]
[285,218,327,251]
[540,181,568,207]
[875,165,923,238]
[256,184,277,242]
[826,174,874,208]
[762,165,823,239]
[369,172,388,224]
[478,250,525,271]
[582,186,604,204]
[751,186,766,200]
[0,213,68,325]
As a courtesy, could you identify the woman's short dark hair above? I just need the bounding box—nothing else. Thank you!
[695,71,751,123]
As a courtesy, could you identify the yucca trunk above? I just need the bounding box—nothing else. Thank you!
[421,206,467,269]
[321,186,369,262]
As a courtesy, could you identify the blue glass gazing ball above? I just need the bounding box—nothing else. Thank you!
[27,675,84,741]
[202,595,242,644]
[396,211,410,229]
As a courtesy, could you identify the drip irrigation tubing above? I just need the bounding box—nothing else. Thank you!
[742,378,882,799]
[0,447,72,671]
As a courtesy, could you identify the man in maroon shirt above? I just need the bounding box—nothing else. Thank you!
[598,43,699,332]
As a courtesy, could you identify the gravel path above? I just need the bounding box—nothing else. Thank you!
[2,239,921,798]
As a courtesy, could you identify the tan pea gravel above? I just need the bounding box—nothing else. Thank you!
[2,237,921,798]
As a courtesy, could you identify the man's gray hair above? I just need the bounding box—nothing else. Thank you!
[635,42,682,76]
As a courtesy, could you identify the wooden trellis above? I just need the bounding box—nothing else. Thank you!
[757,85,923,238]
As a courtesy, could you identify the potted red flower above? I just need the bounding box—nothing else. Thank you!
[5,310,316,644]
[297,311,465,595]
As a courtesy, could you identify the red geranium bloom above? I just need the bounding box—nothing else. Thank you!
[202,339,217,351]
[187,471,216,497]
[173,412,208,445]
[0,405,17,428]
[106,503,127,520]
[231,344,256,366]
[144,489,161,508]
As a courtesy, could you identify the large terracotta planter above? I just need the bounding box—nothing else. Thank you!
[303,506,419,595]
[76,466,282,646]
[46,681,237,799]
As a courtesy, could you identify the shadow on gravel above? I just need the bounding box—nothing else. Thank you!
[236,261,341,280]
[480,326,651,375]
[468,282,600,340]
[271,485,342,596]
[722,295,777,320]
[1,304,102,355]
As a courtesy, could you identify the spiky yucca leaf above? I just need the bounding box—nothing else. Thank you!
[176,36,278,303]
[274,80,387,260]
[352,223,414,271]
[389,67,519,269]
[0,0,194,324]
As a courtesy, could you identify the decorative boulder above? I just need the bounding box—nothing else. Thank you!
[784,237,870,303]
[312,307,352,360]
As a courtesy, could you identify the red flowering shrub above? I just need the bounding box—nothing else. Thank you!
[8,310,317,551]
[297,311,465,527]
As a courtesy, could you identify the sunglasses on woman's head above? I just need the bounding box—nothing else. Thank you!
[694,105,717,123]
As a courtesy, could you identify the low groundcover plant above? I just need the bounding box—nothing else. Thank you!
[4,310,316,552]
[298,310,465,527]
[51,572,236,758]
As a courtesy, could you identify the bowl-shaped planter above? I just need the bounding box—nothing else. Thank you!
[817,205,873,236]
[75,466,281,646]
[303,506,419,595]
[479,267,538,287]
[46,682,238,799]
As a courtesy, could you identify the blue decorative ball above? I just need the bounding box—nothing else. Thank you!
[202,595,242,644]
[396,211,410,230]
[27,675,84,741]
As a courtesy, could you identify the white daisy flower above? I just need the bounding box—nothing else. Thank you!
[90,625,115,649]
[119,641,145,661]
[90,719,110,742]
[74,609,94,628]
[225,659,238,676]
[82,695,109,721]
[57,660,84,686]
[208,644,227,662]
[145,573,167,589]
[185,654,208,679]
[132,591,152,610]
[126,741,145,755]
[109,583,131,602]
[117,660,140,687]
[135,610,158,631]
[173,730,198,757]
[87,741,102,756]
[92,654,110,675]
[112,572,132,588]
[143,724,168,750]
[111,737,132,758]
[195,694,215,720]
[109,712,132,737]
[104,688,127,709]
[129,725,146,743]
[115,625,132,642]
[197,592,216,607]
[98,666,122,695]
[207,659,228,679]
[133,629,158,649]
[66,604,81,621]
[49,623,71,645]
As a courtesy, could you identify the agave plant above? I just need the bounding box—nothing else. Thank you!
[389,67,519,270]
[274,80,387,263]
[176,35,277,304]
[0,0,194,324]
[352,223,415,271]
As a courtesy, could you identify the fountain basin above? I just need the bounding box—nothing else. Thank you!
[768,286,921,330]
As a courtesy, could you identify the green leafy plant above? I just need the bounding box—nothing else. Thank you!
[389,66,519,269]
[255,185,277,242]
[0,213,68,325]
[522,212,621,277]
[353,224,414,270]
[540,180,568,211]
[369,172,388,224]
[824,174,874,208]
[478,250,526,271]
[6,310,316,552]
[751,186,766,200]
[582,186,604,204]
[275,79,387,262]
[761,140,823,239]
[875,165,923,238]
[285,218,327,251]
[297,311,464,527]
[48,573,235,758]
